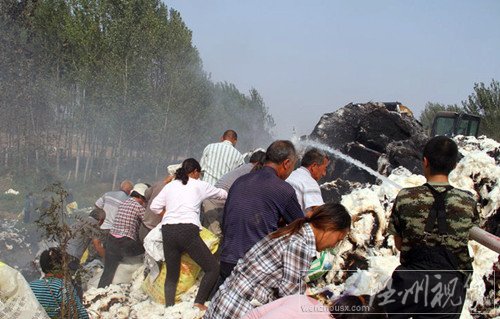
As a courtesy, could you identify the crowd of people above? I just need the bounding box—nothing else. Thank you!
[0,130,479,319]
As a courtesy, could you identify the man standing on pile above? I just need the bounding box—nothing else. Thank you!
[286,148,329,214]
[200,130,245,186]
[217,140,304,284]
[384,136,478,318]
[98,183,148,288]
[95,180,133,238]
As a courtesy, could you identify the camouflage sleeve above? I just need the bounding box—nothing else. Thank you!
[472,201,480,225]
[387,194,402,236]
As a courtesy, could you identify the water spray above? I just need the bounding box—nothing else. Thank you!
[294,138,402,189]
[293,138,500,254]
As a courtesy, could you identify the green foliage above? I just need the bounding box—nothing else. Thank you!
[419,102,463,131]
[0,0,275,185]
[35,183,71,244]
[462,79,500,141]
[35,182,82,319]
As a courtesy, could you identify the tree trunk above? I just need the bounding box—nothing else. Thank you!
[112,128,123,190]
[74,140,80,182]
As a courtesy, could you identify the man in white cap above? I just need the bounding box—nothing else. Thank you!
[98,183,148,288]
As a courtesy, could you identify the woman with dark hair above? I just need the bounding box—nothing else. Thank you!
[150,158,227,311]
[205,203,351,319]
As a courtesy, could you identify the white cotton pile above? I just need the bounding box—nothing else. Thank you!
[341,188,386,246]
[342,255,400,296]
[81,135,499,317]
[454,135,500,159]
[466,241,499,306]
[83,265,205,319]
[325,239,354,285]
[319,135,500,317]
[4,188,19,195]
[450,151,500,220]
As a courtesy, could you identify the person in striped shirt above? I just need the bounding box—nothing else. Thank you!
[29,248,89,319]
[200,130,245,185]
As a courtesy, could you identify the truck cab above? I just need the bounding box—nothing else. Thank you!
[431,111,481,137]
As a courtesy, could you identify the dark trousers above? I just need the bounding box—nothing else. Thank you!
[97,234,144,288]
[24,210,31,223]
[68,255,83,299]
[219,261,236,282]
[138,222,152,243]
[209,261,237,300]
[380,246,467,319]
[161,223,219,306]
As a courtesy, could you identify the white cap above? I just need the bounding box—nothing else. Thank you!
[132,183,148,197]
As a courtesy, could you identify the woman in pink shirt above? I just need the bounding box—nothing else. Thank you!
[243,294,387,319]
[242,294,331,319]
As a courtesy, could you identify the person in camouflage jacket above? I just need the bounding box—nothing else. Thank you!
[384,136,478,318]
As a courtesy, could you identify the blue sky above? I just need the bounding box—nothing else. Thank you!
[166,0,500,138]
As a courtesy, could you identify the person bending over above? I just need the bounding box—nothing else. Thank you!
[205,203,350,319]
[150,158,227,311]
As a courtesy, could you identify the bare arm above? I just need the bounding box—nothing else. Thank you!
[92,238,105,258]
[393,235,402,251]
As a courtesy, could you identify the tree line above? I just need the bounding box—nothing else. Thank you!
[0,0,274,188]
[419,79,500,141]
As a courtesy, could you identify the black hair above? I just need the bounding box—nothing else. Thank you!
[175,158,201,185]
[130,191,145,200]
[270,203,351,239]
[39,247,63,274]
[423,136,458,175]
[249,150,266,164]
[265,140,297,164]
[223,129,238,140]
[301,148,328,167]
[90,208,106,221]
[330,295,387,319]
[249,150,266,171]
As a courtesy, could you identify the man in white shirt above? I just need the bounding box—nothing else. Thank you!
[200,130,245,185]
[286,148,329,214]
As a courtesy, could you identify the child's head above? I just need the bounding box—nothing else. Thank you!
[330,294,386,319]
[423,136,458,176]
[39,247,63,274]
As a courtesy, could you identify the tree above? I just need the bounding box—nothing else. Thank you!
[419,102,462,132]
[0,0,276,186]
[462,79,500,141]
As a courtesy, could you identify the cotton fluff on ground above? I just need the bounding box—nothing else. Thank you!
[83,136,500,318]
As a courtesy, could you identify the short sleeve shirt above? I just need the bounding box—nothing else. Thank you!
[200,140,245,185]
[95,190,129,230]
[220,166,304,264]
[388,182,479,271]
[110,198,145,241]
[286,167,324,213]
